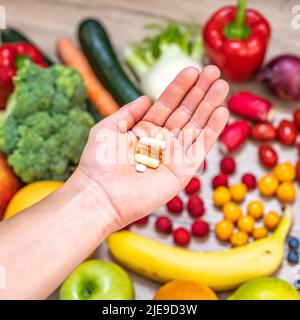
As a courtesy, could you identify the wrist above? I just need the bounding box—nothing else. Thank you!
[59,168,121,241]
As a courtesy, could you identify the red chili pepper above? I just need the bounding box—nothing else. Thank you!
[203,0,271,81]
[0,42,47,109]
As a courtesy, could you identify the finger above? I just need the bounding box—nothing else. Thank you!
[180,79,229,148]
[164,65,221,132]
[99,95,152,132]
[142,67,199,126]
[186,107,229,170]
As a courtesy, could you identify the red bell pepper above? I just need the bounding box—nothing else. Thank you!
[0,42,47,109]
[203,0,271,81]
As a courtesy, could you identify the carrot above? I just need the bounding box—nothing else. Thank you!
[56,37,119,117]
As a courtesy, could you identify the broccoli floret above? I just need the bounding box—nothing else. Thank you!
[0,62,95,183]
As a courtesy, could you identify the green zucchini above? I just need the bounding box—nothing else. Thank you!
[78,19,142,106]
[1,27,101,122]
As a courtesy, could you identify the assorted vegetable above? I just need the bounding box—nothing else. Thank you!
[0,42,47,109]
[250,122,277,141]
[228,91,273,122]
[258,55,300,101]
[203,0,270,81]
[277,120,297,145]
[1,27,53,65]
[219,120,250,153]
[259,144,278,168]
[57,37,119,117]
[78,19,142,106]
[0,62,94,183]
[125,22,202,99]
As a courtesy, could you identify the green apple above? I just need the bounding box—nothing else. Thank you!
[228,277,300,300]
[59,260,134,300]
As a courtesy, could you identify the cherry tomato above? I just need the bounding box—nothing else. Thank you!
[277,120,297,145]
[259,144,278,168]
[251,123,277,141]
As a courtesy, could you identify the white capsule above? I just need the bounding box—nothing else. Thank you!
[140,136,166,150]
[135,163,147,173]
[134,153,160,169]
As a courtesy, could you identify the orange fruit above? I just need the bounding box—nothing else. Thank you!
[264,211,281,230]
[237,215,255,234]
[252,227,268,240]
[258,174,279,196]
[153,280,218,300]
[229,183,247,202]
[4,181,63,219]
[276,182,296,203]
[213,186,231,207]
[247,200,264,219]
[215,220,234,242]
[273,162,296,182]
[230,231,249,247]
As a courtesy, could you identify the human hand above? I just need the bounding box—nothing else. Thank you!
[77,66,229,231]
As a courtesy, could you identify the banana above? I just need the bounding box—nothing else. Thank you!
[108,207,292,291]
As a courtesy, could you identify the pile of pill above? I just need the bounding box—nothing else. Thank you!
[134,133,166,173]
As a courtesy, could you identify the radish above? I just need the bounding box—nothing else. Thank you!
[228,91,274,122]
[219,120,250,153]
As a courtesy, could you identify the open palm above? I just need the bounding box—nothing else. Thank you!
[78,66,229,230]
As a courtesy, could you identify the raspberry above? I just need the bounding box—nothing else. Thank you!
[134,216,149,225]
[173,227,191,246]
[242,173,257,190]
[191,220,210,237]
[187,195,205,217]
[155,216,173,234]
[212,173,228,189]
[220,156,236,174]
[185,177,201,195]
[166,196,183,214]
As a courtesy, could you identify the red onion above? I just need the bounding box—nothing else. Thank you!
[257,55,300,101]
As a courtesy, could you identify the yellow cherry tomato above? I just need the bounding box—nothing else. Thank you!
[229,183,247,203]
[213,186,231,207]
[215,220,234,242]
[264,211,281,230]
[252,227,268,240]
[230,231,249,247]
[237,215,255,234]
[276,182,296,203]
[222,202,243,222]
[258,174,279,196]
[273,162,296,182]
[247,200,264,220]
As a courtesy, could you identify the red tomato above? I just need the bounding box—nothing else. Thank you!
[277,120,297,145]
[259,145,278,168]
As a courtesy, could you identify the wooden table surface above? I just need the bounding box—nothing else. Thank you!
[1,0,300,300]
